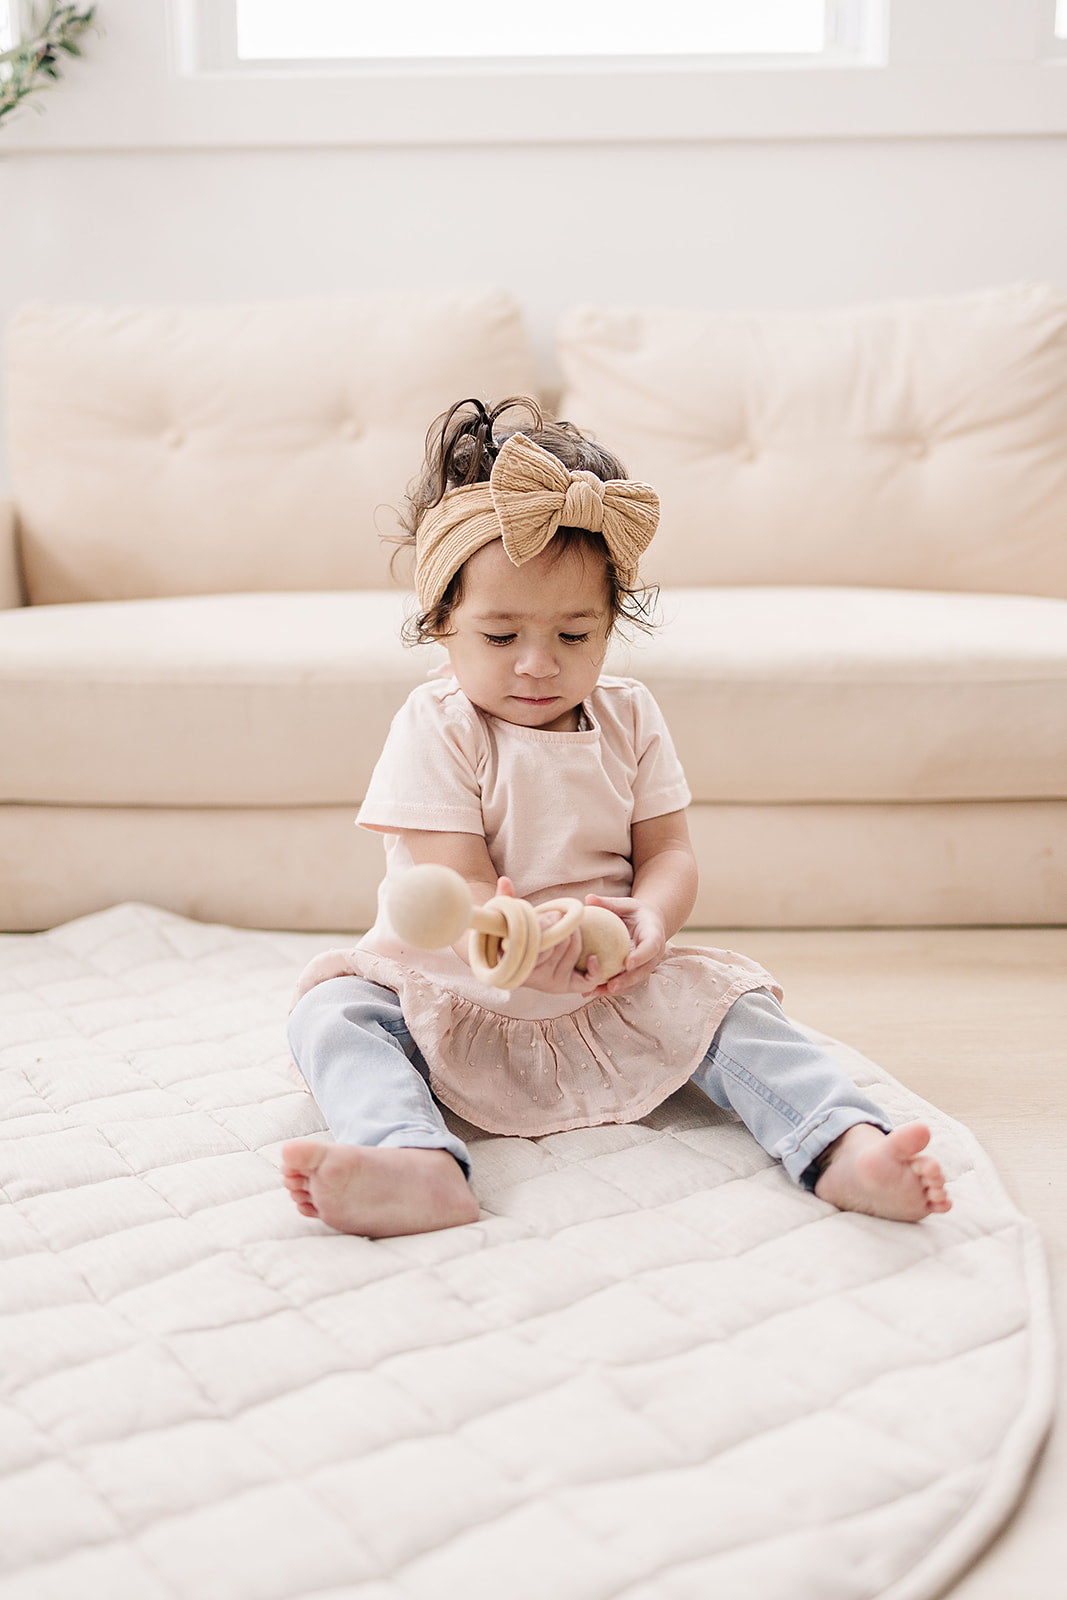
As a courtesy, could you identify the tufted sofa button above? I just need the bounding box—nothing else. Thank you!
[162,428,184,450]
[909,437,929,459]
[735,441,757,462]
[340,418,362,441]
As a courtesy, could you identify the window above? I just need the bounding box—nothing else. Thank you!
[1054,0,1067,52]
[230,0,878,66]
[0,0,17,56]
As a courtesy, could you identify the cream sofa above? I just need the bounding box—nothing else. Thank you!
[1,284,1065,931]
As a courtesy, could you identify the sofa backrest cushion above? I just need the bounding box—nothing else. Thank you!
[557,284,1067,598]
[7,291,538,603]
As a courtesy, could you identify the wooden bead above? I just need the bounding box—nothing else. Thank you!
[386,863,474,949]
[576,905,631,982]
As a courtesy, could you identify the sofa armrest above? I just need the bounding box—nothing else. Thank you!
[0,498,25,608]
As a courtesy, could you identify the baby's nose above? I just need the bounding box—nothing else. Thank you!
[516,643,559,679]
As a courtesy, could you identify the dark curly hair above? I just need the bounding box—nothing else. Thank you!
[392,396,657,643]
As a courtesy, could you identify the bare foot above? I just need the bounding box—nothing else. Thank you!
[814,1122,952,1222]
[280,1140,479,1238]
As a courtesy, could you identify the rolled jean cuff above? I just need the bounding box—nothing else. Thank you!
[777,1106,894,1191]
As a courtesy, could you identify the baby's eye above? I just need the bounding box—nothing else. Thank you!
[483,633,516,647]
[560,632,590,645]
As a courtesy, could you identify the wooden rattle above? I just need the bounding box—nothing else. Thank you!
[386,863,631,989]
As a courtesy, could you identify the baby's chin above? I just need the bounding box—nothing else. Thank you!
[501,696,583,733]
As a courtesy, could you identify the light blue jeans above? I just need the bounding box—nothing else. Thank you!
[287,979,891,1192]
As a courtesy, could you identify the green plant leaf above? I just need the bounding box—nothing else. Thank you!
[0,0,97,128]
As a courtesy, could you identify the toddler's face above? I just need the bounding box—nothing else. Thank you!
[442,539,611,732]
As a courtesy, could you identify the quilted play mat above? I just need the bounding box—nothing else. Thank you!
[0,902,1054,1600]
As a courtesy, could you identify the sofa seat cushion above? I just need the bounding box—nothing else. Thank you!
[2,587,1064,809]
[610,588,1067,803]
[0,592,435,806]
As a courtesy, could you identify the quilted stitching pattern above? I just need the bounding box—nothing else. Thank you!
[0,904,1054,1600]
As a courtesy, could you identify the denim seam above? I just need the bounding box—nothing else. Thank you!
[707,1042,806,1129]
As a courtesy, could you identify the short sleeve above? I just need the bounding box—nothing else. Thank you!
[629,682,692,824]
[356,684,486,835]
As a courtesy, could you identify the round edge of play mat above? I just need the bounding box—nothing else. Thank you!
[801,1023,1058,1600]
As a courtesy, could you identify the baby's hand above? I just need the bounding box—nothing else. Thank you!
[494,878,601,996]
[289,948,362,1011]
[582,894,667,997]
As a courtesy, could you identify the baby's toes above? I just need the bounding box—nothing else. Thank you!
[286,1185,319,1216]
[919,1171,951,1211]
[283,1174,316,1208]
[912,1154,947,1186]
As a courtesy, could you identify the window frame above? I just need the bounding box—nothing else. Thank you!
[0,0,1064,151]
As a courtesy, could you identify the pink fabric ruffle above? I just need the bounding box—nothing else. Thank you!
[347,945,781,1137]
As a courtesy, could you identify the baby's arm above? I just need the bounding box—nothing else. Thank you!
[585,809,698,997]
[403,829,499,942]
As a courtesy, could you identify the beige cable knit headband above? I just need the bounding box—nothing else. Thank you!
[414,431,660,614]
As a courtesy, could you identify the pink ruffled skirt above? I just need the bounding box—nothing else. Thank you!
[346,944,781,1137]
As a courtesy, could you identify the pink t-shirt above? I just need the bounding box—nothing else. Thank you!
[360,672,690,897]
[348,673,777,1136]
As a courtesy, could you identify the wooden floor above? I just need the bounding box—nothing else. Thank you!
[690,927,1066,1599]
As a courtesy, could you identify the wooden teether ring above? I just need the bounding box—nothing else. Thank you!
[469,895,584,988]
[469,895,536,988]
[529,898,584,949]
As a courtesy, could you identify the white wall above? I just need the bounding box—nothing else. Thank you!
[1,2,1066,496]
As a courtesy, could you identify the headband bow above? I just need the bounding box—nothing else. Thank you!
[414,431,659,614]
